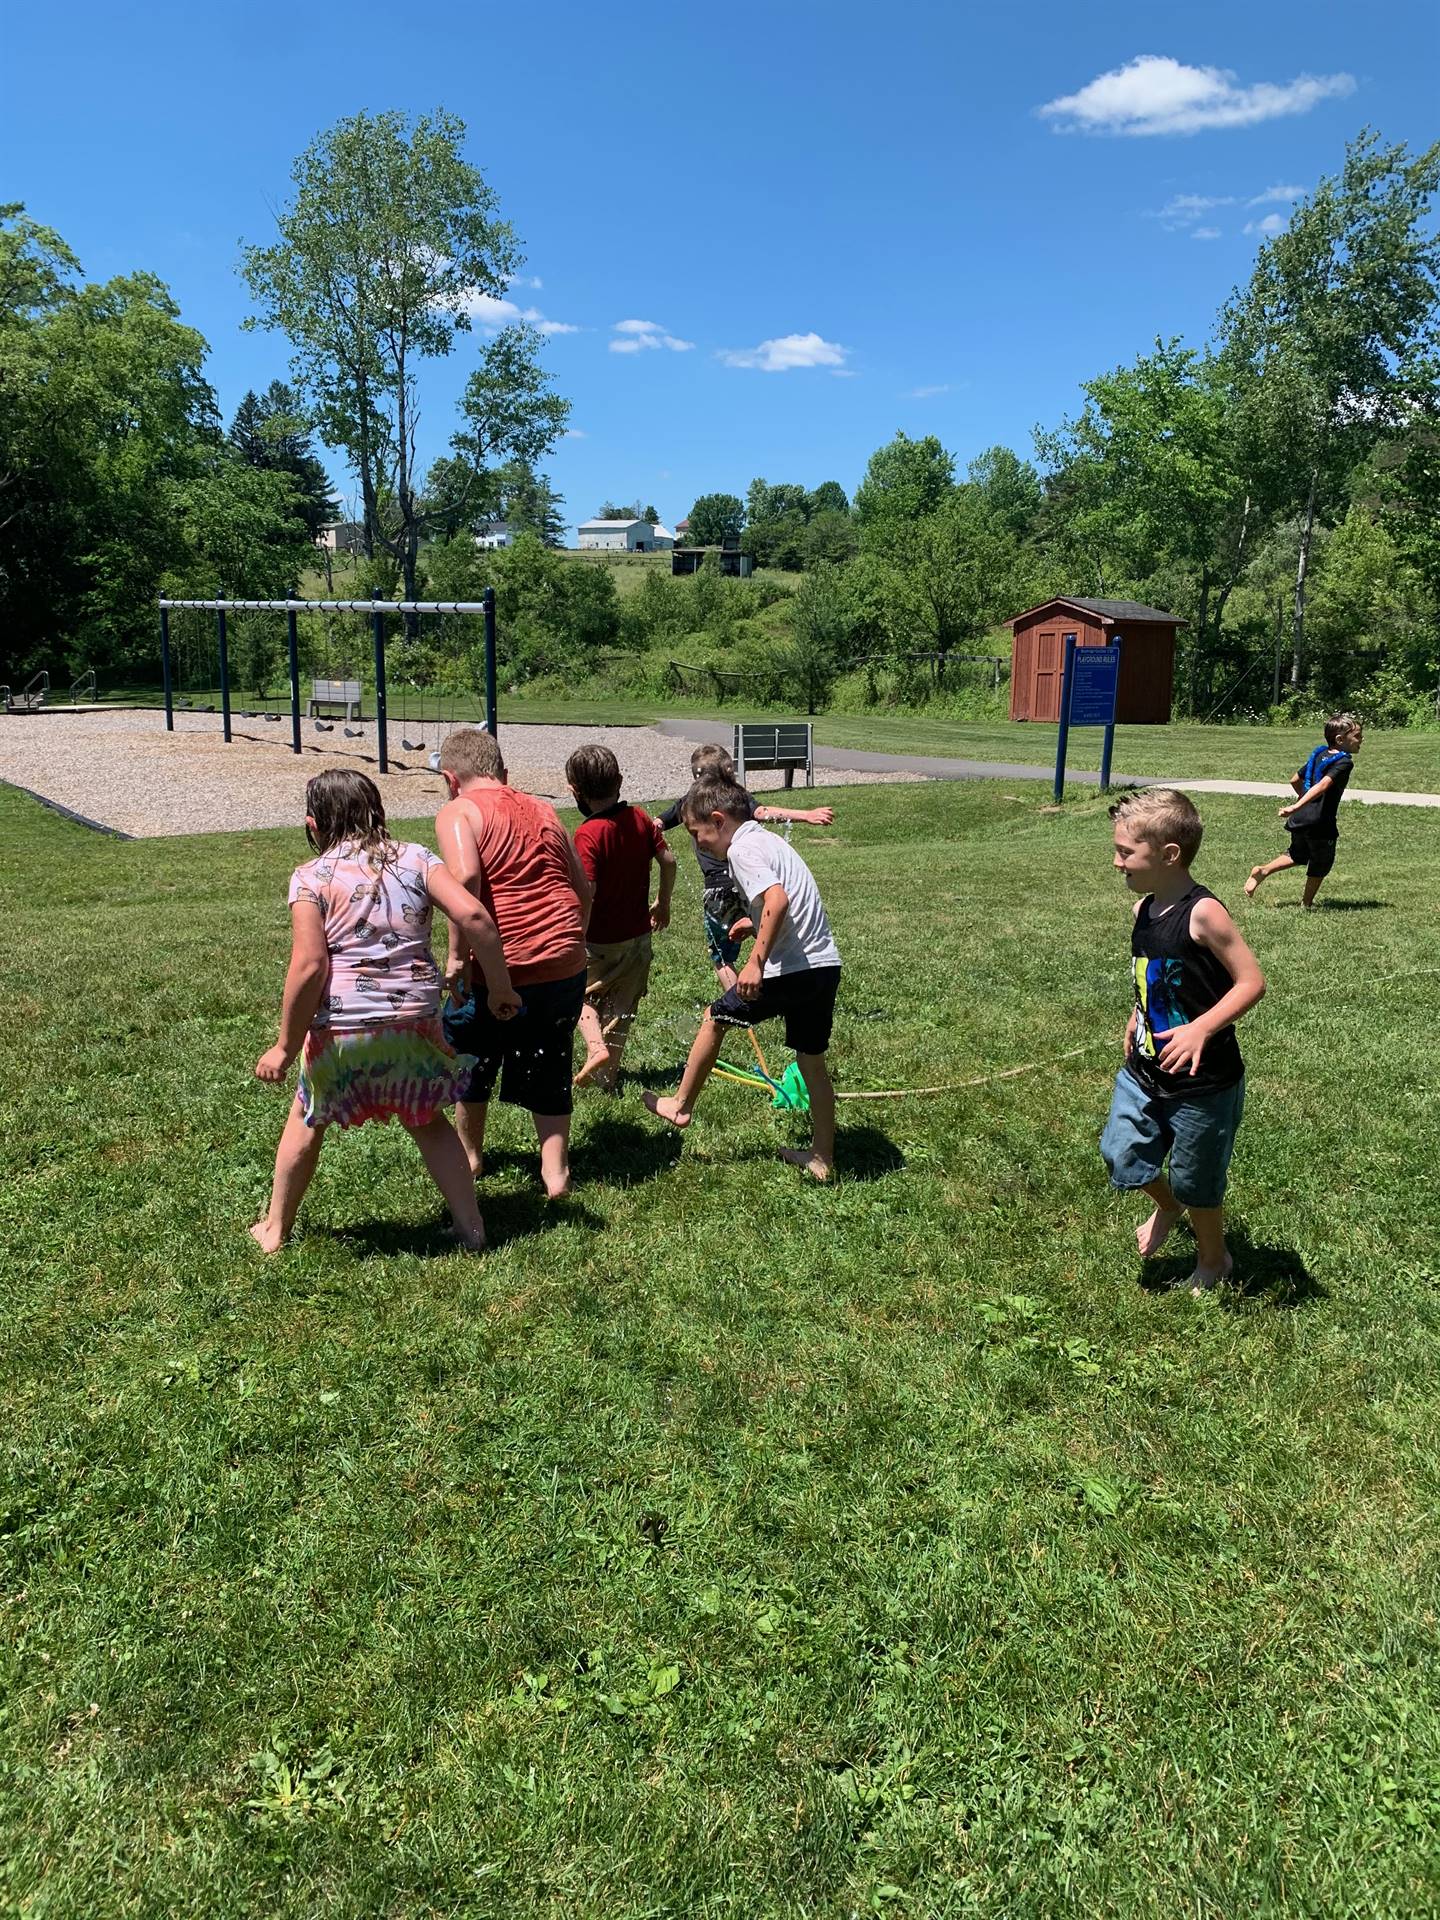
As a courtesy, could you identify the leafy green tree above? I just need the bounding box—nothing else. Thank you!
[501,462,566,546]
[241,109,568,606]
[853,432,954,547]
[784,562,847,711]
[686,492,745,546]
[228,380,338,539]
[421,454,501,541]
[597,499,644,521]
[803,509,859,568]
[1222,130,1440,683]
[807,479,849,518]
[966,446,1042,539]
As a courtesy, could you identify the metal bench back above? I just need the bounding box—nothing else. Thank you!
[309,678,365,720]
[732,721,814,788]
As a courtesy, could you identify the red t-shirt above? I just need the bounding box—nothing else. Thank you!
[456,786,586,986]
[573,802,667,945]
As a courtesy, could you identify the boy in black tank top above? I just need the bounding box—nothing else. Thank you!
[1102,789,1267,1293]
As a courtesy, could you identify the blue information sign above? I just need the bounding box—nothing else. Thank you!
[1052,635,1123,802]
[1068,645,1121,725]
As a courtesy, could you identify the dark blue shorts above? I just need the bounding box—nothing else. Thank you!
[443,968,585,1115]
[1100,1065,1245,1210]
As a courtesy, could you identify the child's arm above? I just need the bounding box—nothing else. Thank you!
[1155,901,1266,1078]
[1279,772,1333,820]
[427,864,520,1019]
[255,901,330,1081]
[737,884,789,1001]
[755,803,834,827]
[564,830,594,938]
[650,843,677,932]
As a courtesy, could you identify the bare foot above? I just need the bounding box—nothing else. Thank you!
[573,1052,612,1089]
[543,1175,571,1201]
[1189,1256,1234,1296]
[249,1220,286,1254]
[1136,1206,1184,1258]
[778,1146,832,1182]
[643,1090,691,1129]
[448,1222,487,1252]
[1244,867,1266,899]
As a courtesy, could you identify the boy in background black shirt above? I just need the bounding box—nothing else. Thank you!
[1245,712,1363,909]
[1102,789,1267,1294]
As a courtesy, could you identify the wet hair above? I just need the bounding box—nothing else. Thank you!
[565,743,622,807]
[439,725,506,783]
[690,742,735,778]
[305,769,395,865]
[1325,711,1362,745]
[680,776,752,827]
[1109,786,1204,866]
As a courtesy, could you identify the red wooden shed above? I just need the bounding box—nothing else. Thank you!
[1003,598,1183,725]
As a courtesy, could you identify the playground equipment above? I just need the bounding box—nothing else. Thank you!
[157,594,498,771]
[4,671,49,713]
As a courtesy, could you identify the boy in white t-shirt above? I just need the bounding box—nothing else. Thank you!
[642,778,841,1180]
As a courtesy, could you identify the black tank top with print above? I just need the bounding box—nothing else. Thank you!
[1128,883,1244,1099]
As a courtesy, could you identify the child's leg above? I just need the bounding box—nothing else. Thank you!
[408,1112,487,1250]
[454,1099,488,1178]
[1301,872,1325,909]
[778,1051,836,1181]
[252,1099,326,1251]
[1245,853,1294,897]
[1187,1206,1231,1288]
[532,1113,572,1199]
[574,1001,611,1083]
[643,1013,726,1129]
[1137,1175,1185,1257]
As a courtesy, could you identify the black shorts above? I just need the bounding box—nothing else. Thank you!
[1287,826,1338,879]
[442,968,586,1114]
[708,964,841,1056]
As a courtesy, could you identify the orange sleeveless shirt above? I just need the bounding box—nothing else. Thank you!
[459,786,586,986]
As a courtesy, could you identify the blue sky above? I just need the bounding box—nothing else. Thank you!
[4,1,1436,536]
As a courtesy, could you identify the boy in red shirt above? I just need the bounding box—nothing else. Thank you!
[566,744,677,1092]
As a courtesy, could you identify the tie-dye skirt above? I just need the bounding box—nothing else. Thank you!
[297,1017,478,1130]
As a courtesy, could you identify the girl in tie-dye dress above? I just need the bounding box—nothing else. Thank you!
[251,770,521,1252]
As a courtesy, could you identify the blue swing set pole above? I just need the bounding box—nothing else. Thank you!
[159,605,173,731]
[483,585,498,738]
[287,607,301,755]
[372,590,389,774]
[216,601,232,744]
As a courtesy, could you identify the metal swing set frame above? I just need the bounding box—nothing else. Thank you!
[156,590,499,772]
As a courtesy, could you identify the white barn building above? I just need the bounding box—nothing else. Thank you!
[474,520,513,549]
[577,518,654,551]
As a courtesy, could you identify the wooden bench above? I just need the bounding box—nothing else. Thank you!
[731,721,814,789]
[308,678,364,721]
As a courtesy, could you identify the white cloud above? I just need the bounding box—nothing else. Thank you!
[461,288,579,334]
[562,428,587,439]
[719,331,849,373]
[609,318,694,353]
[1248,183,1305,205]
[907,383,952,398]
[1157,192,1236,224]
[1244,211,1289,236]
[1038,55,1355,136]
[511,273,544,289]
[1192,226,1223,241]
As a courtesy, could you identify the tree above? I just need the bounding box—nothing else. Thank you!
[241,108,569,606]
[803,509,858,568]
[642,504,660,525]
[686,492,744,546]
[808,479,849,518]
[502,462,566,546]
[883,491,1015,660]
[421,454,501,540]
[597,498,644,521]
[1222,130,1440,682]
[853,432,954,545]
[228,380,338,539]
[966,446,1042,539]
[785,563,847,712]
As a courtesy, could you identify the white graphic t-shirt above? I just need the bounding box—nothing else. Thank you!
[724,821,841,978]
[288,840,442,1032]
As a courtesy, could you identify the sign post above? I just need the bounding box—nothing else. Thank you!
[1052,636,1122,802]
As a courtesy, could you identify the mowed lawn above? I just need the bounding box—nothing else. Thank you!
[3,779,1439,1918]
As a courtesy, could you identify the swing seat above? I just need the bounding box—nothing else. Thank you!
[402,737,426,752]
[314,719,335,733]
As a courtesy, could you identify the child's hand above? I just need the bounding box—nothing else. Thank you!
[649,899,670,932]
[254,1045,291,1083]
[808,807,834,825]
[737,958,764,1002]
[487,983,523,1021]
[444,956,472,1000]
[1277,803,1296,819]
[1156,1025,1208,1077]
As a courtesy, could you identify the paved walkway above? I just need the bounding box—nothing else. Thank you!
[650,720,1440,808]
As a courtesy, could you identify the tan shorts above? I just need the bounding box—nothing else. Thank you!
[584,934,653,1039]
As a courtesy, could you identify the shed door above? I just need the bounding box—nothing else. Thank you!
[1012,630,1034,718]
[1034,629,1064,723]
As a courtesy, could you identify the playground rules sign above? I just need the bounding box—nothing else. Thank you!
[1052,636,1122,801]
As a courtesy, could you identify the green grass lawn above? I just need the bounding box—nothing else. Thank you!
[4,781,1439,1917]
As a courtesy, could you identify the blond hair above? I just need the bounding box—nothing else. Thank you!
[1109,787,1204,865]
[439,725,505,784]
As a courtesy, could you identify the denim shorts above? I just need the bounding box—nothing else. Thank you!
[1100,1065,1246,1210]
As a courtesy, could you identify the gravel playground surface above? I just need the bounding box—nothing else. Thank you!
[0,708,923,839]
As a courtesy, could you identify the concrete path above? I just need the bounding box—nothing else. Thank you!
[650,719,1440,808]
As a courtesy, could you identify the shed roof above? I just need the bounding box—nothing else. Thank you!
[578,518,645,530]
[1004,596,1186,629]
